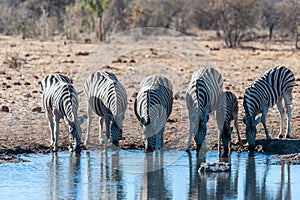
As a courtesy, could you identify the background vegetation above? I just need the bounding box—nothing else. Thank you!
[0,0,299,48]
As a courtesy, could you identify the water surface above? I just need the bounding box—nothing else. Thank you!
[0,150,299,199]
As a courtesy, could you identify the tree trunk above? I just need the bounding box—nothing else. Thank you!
[99,16,104,41]
[269,24,274,41]
[95,16,104,41]
[296,32,300,49]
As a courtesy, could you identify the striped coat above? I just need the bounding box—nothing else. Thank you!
[84,70,127,148]
[186,67,223,156]
[243,66,295,152]
[134,75,173,152]
[40,74,82,153]
[216,91,241,156]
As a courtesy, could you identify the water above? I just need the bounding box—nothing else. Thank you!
[1,150,300,200]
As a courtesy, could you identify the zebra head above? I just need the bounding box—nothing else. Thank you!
[243,115,261,152]
[111,120,122,148]
[68,115,84,154]
[221,123,233,157]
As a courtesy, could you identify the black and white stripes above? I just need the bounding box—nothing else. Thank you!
[216,91,241,156]
[134,75,173,152]
[39,65,295,155]
[186,67,223,156]
[83,70,127,148]
[243,66,295,152]
[40,74,82,153]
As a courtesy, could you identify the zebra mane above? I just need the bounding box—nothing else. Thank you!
[103,71,119,82]
[134,91,150,126]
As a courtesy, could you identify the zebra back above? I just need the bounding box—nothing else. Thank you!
[216,91,238,129]
[186,67,223,119]
[134,75,173,126]
[51,83,79,123]
[84,70,127,127]
[40,73,71,93]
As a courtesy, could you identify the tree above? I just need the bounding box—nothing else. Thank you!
[82,0,110,41]
[215,0,259,48]
[260,0,279,40]
[275,0,300,48]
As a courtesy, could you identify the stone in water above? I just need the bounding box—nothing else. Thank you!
[198,162,231,173]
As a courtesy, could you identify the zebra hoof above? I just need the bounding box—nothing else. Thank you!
[74,146,81,154]
[185,149,191,156]
[285,135,291,139]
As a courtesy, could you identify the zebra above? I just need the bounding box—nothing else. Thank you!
[40,74,82,153]
[83,70,127,148]
[186,67,223,157]
[216,91,242,157]
[243,66,295,152]
[134,75,173,152]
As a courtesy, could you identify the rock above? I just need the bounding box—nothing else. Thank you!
[75,51,89,56]
[31,107,42,113]
[198,162,231,173]
[24,93,32,98]
[14,82,21,86]
[129,59,136,63]
[1,106,9,112]
[255,139,300,154]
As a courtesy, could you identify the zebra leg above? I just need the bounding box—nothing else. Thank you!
[144,137,149,152]
[104,116,110,149]
[186,122,197,153]
[218,130,222,156]
[155,132,159,151]
[68,126,74,152]
[85,104,93,147]
[186,132,193,154]
[283,93,292,138]
[261,110,271,140]
[234,116,243,145]
[277,99,285,138]
[157,127,164,150]
[46,112,55,148]
[99,117,104,144]
[53,112,60,152]
[160,127,164,149]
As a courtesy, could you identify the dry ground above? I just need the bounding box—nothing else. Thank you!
[0,30,300,163]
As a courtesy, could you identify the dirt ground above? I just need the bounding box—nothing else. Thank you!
[0,30,300,163]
